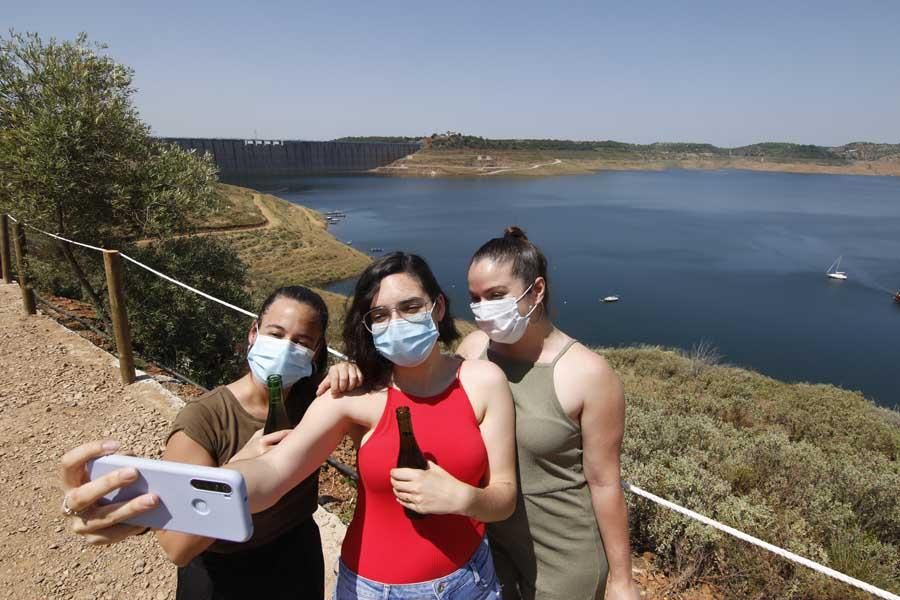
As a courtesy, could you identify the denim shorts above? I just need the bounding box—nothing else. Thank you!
[334,538,501,599]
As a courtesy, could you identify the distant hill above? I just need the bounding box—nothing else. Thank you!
[422,133,900,162]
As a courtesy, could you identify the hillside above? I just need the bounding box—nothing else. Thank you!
[369,134,900,178]
[177,184,474,349]
[209,184,369,292]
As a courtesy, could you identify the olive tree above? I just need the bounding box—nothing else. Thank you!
[0,31,219,319]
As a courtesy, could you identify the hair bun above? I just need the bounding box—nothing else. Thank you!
[503,226,528,241]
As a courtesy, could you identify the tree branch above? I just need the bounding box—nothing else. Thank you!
[57,240,110,326]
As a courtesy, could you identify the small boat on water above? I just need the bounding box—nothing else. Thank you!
[894,291,900,304]
[826,256,848,280]
[602,296,620,303]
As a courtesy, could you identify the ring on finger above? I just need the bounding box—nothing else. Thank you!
[61,493,81,517]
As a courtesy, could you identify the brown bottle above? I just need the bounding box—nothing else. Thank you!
[395,406,428,520]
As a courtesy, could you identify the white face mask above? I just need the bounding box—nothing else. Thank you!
[470,281,538,344]
[247,326,316,387]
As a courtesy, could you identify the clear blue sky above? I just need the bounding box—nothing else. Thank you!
[5,0,900,146]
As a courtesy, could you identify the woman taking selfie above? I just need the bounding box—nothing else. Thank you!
[59,285,331,600]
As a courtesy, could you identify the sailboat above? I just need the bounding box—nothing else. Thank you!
[826,256,848,280]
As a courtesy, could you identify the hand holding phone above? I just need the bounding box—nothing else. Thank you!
[60,440,158,545]
[88,455,253,542]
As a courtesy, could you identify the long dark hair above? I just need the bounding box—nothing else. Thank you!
[256,285,329,423]
[343,252,459,390]
[470,225,551,316]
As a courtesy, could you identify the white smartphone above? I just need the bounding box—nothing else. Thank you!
[87,455,254,543]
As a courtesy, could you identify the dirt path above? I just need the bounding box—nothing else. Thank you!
[250,193,283,229]
[374,158,563,176]
[134,193,279,247]
[0,283,345,600]
[480,158,563,176]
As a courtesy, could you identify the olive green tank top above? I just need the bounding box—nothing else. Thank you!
[484,339,584,495]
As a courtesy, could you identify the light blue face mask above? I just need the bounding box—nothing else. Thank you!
[372,306,439,368]
[247,326,316,387]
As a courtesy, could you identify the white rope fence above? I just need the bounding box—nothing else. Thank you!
[4,214,347,361]
[4,212,897,600]
[21,221,106,252]
[119,253,257,318]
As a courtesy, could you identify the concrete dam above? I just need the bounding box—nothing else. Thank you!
[161,138,421,177]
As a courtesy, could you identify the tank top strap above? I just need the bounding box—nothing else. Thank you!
[550,339,578,367]
[384,384,400,409]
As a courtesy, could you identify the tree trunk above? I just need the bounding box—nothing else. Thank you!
[58,240,111,326]
[53,206,110,326]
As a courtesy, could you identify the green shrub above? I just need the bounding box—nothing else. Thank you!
[607,346,900,598]
[122,237,252,388]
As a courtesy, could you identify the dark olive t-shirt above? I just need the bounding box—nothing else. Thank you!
[167,386,319,553]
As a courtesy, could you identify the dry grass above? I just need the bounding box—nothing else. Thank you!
[195,184,268,229]
[208,186,371,300]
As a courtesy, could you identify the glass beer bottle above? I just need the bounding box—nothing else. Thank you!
[395,406,428,520]
[263,374,292,434]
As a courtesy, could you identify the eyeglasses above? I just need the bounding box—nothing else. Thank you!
[363,300,434,333]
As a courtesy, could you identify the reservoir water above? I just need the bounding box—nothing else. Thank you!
[226,169,900,409]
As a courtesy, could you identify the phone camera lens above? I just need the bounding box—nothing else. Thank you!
[190,479,231,494]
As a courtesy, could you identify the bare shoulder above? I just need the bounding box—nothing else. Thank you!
[459,358,508,389]
[455,330,490,360]
[558,341,622,394]
[459,358,512,423]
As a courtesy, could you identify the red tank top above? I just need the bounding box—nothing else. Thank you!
[340,378,488,583]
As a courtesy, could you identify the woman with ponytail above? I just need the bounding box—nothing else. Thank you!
[457,226,639,600]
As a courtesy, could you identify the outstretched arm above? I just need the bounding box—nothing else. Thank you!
[226,391,355,513]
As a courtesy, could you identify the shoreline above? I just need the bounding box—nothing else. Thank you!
[372,152,900,179]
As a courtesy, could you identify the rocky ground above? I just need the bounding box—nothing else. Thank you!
[0,282,718,599]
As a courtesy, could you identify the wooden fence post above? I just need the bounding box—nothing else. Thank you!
[11,222,36,315]
[102,250,136,384]
[0,215,11,284]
